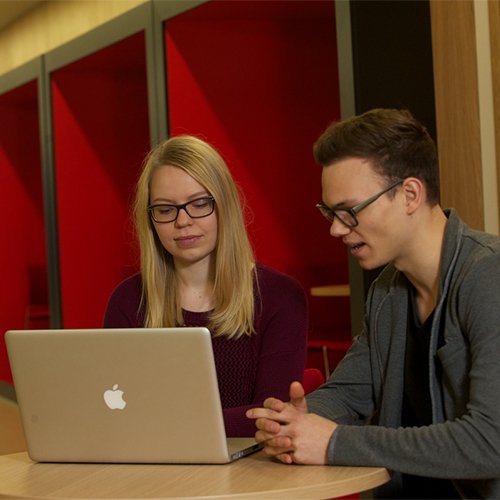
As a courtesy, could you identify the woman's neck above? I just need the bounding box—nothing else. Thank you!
[175,259,215,313]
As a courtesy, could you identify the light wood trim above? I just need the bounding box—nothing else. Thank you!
[0,0,146,76]
[490,0,500,231]
[430,0,484,230]
[0,451,390,499]
[310,284,351,297]
[474,0,499,235]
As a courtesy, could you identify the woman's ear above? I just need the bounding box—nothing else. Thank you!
[401,177,424,215]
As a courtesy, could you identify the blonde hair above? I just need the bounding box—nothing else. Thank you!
[134,135,256,338]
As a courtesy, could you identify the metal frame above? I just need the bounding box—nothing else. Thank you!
[42,2,155,328]
[0,58,45,399]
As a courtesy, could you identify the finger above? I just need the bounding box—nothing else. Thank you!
[255,429,278,443]
[255,433,293,450]
[246,408,267,419]
[261,442,294,458]
[246,407,285,421]
[263,397,288,412]
[254,418,281,433]
[276,452,294,464]
[267,436,293,449]
[290,381,305,400]
[248,408,292,427]
[289,381,308,412]
[254,429,287,444]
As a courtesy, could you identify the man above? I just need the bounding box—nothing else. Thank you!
[246,109,500,498]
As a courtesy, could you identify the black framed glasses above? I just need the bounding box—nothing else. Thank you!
[316,179,404,228]
[148,196,216,223]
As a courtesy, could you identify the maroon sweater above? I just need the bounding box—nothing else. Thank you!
[103,263,308,436]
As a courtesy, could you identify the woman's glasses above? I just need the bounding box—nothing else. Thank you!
[148,196,216,223]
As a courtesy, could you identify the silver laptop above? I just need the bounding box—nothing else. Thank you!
[5,327,261,464]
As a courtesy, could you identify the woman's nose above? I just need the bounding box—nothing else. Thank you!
[174,207,192,226]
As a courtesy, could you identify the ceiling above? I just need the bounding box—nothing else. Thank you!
[0,1,43,31]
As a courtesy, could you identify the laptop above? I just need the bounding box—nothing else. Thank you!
[5,327,261,464]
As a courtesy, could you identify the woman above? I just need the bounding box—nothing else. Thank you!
[104,135,308,436]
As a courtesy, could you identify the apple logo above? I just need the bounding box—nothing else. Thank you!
[103,384,127,410]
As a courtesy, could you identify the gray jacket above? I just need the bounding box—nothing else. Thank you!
[307,209,500,498]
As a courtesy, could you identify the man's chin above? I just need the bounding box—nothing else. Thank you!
[356,259,387,272]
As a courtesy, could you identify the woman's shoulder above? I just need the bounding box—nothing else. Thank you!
[253,262,308,334]
[255,262,306,297]
[104,272,144,328]
[108,272,142,302]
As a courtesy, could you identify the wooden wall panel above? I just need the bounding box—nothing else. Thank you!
[0,0,145,76]
[490,0,500,229]
[430,0,484,230]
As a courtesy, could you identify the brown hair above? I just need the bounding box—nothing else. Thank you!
[313,108,440,204]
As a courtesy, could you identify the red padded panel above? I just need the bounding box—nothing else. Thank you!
[165,0,350,342]
[0,81,45,383]
[51,32,148,327]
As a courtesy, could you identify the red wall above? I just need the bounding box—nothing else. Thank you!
[1,2,352,384]
[0,81,47,383]
[51,32,149,328]
[165,0,351,342]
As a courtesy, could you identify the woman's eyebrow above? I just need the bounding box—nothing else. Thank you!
[150,191,210,204]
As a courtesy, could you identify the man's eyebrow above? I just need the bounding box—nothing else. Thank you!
[330,198,357,210]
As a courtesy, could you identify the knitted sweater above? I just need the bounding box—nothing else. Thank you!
[103,262,308,437]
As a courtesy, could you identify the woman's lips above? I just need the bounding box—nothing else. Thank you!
[174,235,201,248]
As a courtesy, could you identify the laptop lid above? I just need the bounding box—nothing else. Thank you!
[6,328,260,464]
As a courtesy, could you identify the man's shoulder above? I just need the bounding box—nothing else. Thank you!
[441,210,500,291]
[462,226,500,254]
[446,207,500,255]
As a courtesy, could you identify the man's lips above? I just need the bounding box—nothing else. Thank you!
[345,241,366,256]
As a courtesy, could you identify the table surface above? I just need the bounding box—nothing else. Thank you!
[0,451,390,499]
[0,396,26,455]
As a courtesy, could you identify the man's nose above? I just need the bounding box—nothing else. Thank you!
[329,217,351,238]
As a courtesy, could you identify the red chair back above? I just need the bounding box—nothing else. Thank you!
[303,368,325,394]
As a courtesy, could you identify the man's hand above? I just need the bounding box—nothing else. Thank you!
[246,381,337,465]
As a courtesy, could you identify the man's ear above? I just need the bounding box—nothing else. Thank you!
[401,177,424,215]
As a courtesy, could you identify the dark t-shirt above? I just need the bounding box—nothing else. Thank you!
[401,290,459,499]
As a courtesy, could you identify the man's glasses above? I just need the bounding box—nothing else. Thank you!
[316,179,403,228]
[148,196,216,223]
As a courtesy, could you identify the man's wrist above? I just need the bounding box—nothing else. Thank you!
[326,425,340,464]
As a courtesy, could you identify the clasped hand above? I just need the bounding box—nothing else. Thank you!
[246,381,337,465]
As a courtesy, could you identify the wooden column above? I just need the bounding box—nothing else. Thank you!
[489,0,500,230]
[430,0,484,230]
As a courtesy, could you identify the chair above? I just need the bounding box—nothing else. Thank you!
[24,264,50,329]
[303,367,325,394]
[307,339,352,379]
